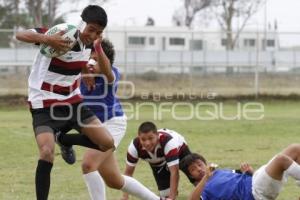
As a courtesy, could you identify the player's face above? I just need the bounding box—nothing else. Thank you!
[138,131,159,152]
[80,23,104,45]
[188,160,207,181]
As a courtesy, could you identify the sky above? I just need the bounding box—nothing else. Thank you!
[61,0,300,32]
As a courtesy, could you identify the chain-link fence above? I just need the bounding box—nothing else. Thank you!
[1,28,300,97]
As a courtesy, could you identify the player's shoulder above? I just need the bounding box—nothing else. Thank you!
[131,137,142,150]
[158,129,174,147]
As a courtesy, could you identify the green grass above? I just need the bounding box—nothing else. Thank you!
[0,100,300,199]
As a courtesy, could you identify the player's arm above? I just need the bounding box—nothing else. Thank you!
[16,29,69,51]
[188,166,213,200]
[124,163,136,176]
[168,164,180,200]
[164,138,181,199]
[93,38,115,83]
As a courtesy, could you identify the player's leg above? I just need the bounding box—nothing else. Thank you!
[57,132,100,150]
[98,153,160,200]
[31,107,58,200]
[76,104,115,152]
[35,131,55,200]
[266,144,300,180]
[252,144,300,199]
[81,115,127,199]
[81,148,112,199]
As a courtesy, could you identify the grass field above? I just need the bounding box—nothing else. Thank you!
[0,100,300,200]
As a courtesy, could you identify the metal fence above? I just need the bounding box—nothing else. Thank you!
[1,29,300,97]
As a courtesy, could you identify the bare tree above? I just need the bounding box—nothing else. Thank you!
[212,0,264,50]
[1,0,111,28]
[48,0,59,26]
[173,0,211,28]
[26,0,43,26]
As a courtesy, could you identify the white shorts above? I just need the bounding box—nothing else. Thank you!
[103,115,127,148]
[252,158,288,200]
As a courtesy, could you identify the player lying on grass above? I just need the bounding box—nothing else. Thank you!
[122,121,194,200]
[180,144,300,200]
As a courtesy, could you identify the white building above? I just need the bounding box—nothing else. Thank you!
[105,26,278,52]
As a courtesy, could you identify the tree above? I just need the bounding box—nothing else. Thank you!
[172,0,211,28]
[212,0,264,50]
[0,0,110,46]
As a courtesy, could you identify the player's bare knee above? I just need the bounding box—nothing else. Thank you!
[287,143,300,152]
[99,138,115,152]
[39,145,54,161]
[81,161,97,173]
[105,178,123,189]
[274,154,291,169]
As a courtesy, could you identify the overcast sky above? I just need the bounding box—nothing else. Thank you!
[61,0,300,32]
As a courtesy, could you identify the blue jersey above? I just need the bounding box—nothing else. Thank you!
[201,169,254,200]
[80,66,124,122]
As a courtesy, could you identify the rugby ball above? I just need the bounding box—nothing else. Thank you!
[40,23,78,58]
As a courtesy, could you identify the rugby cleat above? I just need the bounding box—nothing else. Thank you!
[55,131,76,165]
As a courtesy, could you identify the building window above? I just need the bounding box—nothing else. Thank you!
[262,39,275,48]
[221,38,227,46]
[169,37,185,46]
[128,36,146,45]
[266,39,275,47]
[244,38,256,47]
[190,39,203,50]
[149,37,155,45]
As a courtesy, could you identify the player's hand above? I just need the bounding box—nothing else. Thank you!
[204,163,217,179]
[240,162,254,174]
[82,74,95,91]
[45,31,70,52]
[93,35,103,55]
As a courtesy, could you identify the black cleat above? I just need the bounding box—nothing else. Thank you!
[55,131,76,165]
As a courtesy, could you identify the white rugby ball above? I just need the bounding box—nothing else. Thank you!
[40,23,78,58]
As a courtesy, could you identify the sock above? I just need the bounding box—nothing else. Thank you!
[35,159,53,200]
[121,175,160,200]
[83,171,106,200]
[59,133,101,151]
[286,161,300,180]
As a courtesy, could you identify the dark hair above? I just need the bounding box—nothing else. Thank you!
[81,5,107,27]
[138,121,157,135]
[101,38,115,65]
[179,153,207,179]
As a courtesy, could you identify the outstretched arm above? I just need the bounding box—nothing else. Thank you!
[93,38,115,83]
[16,30,70,52]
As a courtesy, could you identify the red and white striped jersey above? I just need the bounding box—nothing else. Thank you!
[28,28,92,109]
[126,128,187,168]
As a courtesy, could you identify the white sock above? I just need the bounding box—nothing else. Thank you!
[286,161,300,180]
[159,188,170,198]
[121,175,160,200]
[83,171,106,200]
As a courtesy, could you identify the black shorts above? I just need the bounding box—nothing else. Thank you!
[151,145,192,191]
[30,102,97,136]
